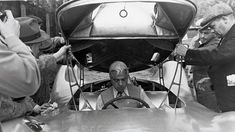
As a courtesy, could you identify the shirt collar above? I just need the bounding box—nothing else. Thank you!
[113,87,129,98]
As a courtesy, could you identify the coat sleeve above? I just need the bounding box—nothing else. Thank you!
[31,54,58,105]
[0,96,35,122]
[0,36,41,98]
[185,37,235,66]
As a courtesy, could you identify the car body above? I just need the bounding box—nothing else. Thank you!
[2,0,235,132]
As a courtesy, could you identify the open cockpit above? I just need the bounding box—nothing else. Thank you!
[67,72,185,111]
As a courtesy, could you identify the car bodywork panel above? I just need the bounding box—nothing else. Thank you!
[2,62,235,132]
[3,102,235,132]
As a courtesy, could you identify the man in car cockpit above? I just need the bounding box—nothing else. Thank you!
[96,61,155,110]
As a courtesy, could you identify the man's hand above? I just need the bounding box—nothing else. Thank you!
[33,104,50,113]
[174,44,188,56]
[58,37,65,44]
[0,10,20,39]
[33,102,58,113]
[53,45,71,62]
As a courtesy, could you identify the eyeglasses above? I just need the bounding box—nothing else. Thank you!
[200,29,215,34]
[207,24,216,30]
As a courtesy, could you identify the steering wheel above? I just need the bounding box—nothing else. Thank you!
[102,96,150,110]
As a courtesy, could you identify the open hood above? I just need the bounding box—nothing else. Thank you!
[56,0,197,72]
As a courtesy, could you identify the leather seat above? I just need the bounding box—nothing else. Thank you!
[79,91,169,110]
[79,92,99,111]
[145,91,169,108]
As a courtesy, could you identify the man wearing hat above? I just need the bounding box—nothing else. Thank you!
[17,17,71,113]
[188,22,220,112]
[0,10,41,123]
[175,3,235,112]
[27,14,65,52]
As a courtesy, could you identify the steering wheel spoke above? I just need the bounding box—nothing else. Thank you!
[111,103,119,109]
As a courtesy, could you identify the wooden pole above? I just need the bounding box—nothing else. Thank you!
[46,13,50,36]
[20,2,26,17]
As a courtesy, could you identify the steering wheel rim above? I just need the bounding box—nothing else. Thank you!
[102,96,150,110]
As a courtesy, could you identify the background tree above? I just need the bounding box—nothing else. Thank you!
[26,0,67,36]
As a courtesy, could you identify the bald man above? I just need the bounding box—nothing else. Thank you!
[96,61,155,110]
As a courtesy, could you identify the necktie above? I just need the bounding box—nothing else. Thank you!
[116,91,123,98]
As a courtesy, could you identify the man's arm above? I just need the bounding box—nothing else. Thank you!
[185,38,235,66]
[0,96,35,122]
[0,10,40,97]
[0,36,41,98]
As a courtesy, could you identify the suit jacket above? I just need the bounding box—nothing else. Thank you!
[185,24,235,112]
[191,37,220,87]
[96,84,155,110]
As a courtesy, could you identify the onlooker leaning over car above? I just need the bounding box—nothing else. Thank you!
[17,17,70,114]
[16,17,70,114]
[188,24,220,112]
[175,3,235,112]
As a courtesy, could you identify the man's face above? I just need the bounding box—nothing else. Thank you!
[209,17,227,37]
[110,70,128,92]
[199,29,216,44]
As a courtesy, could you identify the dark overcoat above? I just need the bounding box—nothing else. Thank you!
[185,24,235,112]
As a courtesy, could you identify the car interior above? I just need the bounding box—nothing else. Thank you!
[68,78,184,111]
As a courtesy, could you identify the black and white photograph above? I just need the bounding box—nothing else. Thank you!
[1,0,235,132]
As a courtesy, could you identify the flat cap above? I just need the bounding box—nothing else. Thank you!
[200,3,233,29]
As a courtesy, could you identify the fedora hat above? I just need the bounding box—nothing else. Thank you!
[16,17,50,45]
[27,15,43,26]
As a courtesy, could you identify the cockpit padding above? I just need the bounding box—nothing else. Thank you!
[79,91,169,111]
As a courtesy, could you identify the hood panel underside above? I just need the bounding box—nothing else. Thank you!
[57,0,197,72]
[71,39,176,72]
